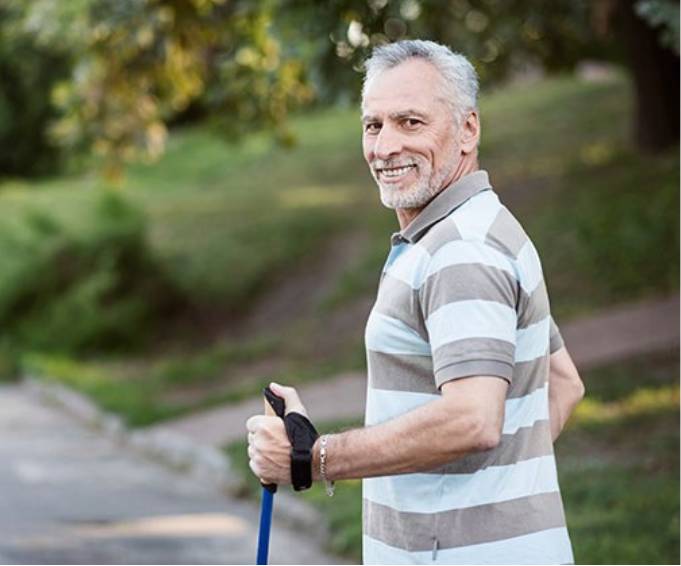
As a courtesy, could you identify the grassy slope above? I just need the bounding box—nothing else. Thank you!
[2,72,678,425]
[226,351,680,564]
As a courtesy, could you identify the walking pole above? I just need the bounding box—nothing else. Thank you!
[256,387,285,565]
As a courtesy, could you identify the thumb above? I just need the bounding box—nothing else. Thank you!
[270,382,308,418]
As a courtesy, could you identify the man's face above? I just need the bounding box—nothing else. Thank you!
[362,58,462,209]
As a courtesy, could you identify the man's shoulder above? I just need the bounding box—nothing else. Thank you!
[419,189,532,262]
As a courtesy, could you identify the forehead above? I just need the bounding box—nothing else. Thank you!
[362,58,447,117]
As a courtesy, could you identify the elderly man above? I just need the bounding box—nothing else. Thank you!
[247,40,584,564]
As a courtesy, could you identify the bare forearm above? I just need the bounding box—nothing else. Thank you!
[313,397,497,481]
[549,383,580,441]
[548,348,585,442]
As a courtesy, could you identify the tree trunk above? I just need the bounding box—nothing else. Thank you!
[613,0,679,152]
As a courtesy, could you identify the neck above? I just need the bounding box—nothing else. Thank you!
[396,155,479,230]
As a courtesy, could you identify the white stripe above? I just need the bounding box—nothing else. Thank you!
[363,527,574,565]
[426,300,516,351]
[516,316,550,362]
[365,310,431,356]
[365,383,548,435]
[453,190,502,241]
[504,385,549,434]
[516,240,544,294]
[384,244,431,289]
[363,455,559,514]
[365,387,438,426]
[424,239,517,288]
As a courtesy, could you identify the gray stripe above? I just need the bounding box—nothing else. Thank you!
[518,282,550,328]
[432,337,515,375]
[419,217,463,256]
[368,350,438,393]
[435,360,513,386]
[484,206,528,259]
[428,419,553,474]
[374,274,427,340]
[508,354,549,399]
[369,340,546,397]
[419,263,518,318]
[550,317,564,353]
[363,491,567,552]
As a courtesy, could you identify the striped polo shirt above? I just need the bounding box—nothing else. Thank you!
[362,170,573,564]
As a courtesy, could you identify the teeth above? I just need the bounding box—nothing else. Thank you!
[380,165,414,178]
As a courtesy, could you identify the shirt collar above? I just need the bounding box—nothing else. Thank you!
[392,169,492,245]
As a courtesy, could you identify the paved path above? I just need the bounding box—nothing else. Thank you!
[155,294,679,447]
[0,385,343,565]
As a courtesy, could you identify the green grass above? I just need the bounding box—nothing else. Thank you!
[0,72,678,424]
[225,351,679,564]
[20,343,364,427]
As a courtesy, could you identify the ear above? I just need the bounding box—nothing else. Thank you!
[459,111,480,154]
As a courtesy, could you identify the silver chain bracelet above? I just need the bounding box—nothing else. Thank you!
[320,434,335,497]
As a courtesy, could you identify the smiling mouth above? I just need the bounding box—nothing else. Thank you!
[376,164,417,180]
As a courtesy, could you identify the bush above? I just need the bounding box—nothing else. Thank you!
[0,7,71,177]
[0,192,183,354]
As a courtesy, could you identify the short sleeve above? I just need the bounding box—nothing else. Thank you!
[549,316,564,353]
[418,240,519,389]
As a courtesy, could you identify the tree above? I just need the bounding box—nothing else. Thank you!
[293,0,679,152]
[13,0,313,179]
[610,0,679,151]
[0,3,71,176]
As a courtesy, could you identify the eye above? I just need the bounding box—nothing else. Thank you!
[364,122,381,134]
[403,118,423,130]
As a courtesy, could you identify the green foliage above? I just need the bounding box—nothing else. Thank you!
[636,0,680,53]
[21,351,181,426]
[10,0,313,178]
[532,149,679,317]
[0,192,180,354]
[0,2,71,176]
[299,0,610,95]
[1,75,676,427]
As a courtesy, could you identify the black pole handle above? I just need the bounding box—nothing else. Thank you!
[262,386,286,493]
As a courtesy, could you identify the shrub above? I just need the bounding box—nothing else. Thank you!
[0,192,183,354]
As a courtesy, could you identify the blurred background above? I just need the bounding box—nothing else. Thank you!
[0,0,678,564]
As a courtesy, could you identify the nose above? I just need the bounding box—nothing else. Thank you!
[373,124,403,161]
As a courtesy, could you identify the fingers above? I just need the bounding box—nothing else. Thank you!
[245,414,290,485]
[269,381,308,417]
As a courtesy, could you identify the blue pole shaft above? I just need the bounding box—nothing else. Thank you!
[256,486,274,564]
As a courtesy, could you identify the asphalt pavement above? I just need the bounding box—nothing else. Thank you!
[0,384,344,565]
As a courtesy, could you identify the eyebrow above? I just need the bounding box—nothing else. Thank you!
[361,109,429,124]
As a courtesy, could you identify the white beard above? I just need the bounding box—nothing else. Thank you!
[373,154,458,209]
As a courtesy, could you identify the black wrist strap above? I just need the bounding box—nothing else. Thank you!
[283,412,319,491]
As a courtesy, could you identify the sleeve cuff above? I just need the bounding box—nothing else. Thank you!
[549,317,564,353]
[434,359,514,389]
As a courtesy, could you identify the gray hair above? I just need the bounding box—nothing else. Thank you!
[362,40,479,125]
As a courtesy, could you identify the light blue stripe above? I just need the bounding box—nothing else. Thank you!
[503,385,549,434]
[426,300,516,351]
[424,239,516,288]
[363,527,574,565]
[452,190,502,241]
[382,241,409,271]
[384,244,431,289]
[365,310,431,356]
[365,387,438,426]
[515,240,543,294]
[365,385,548,434]
[516,316,550,362]
[363,455,559,514]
